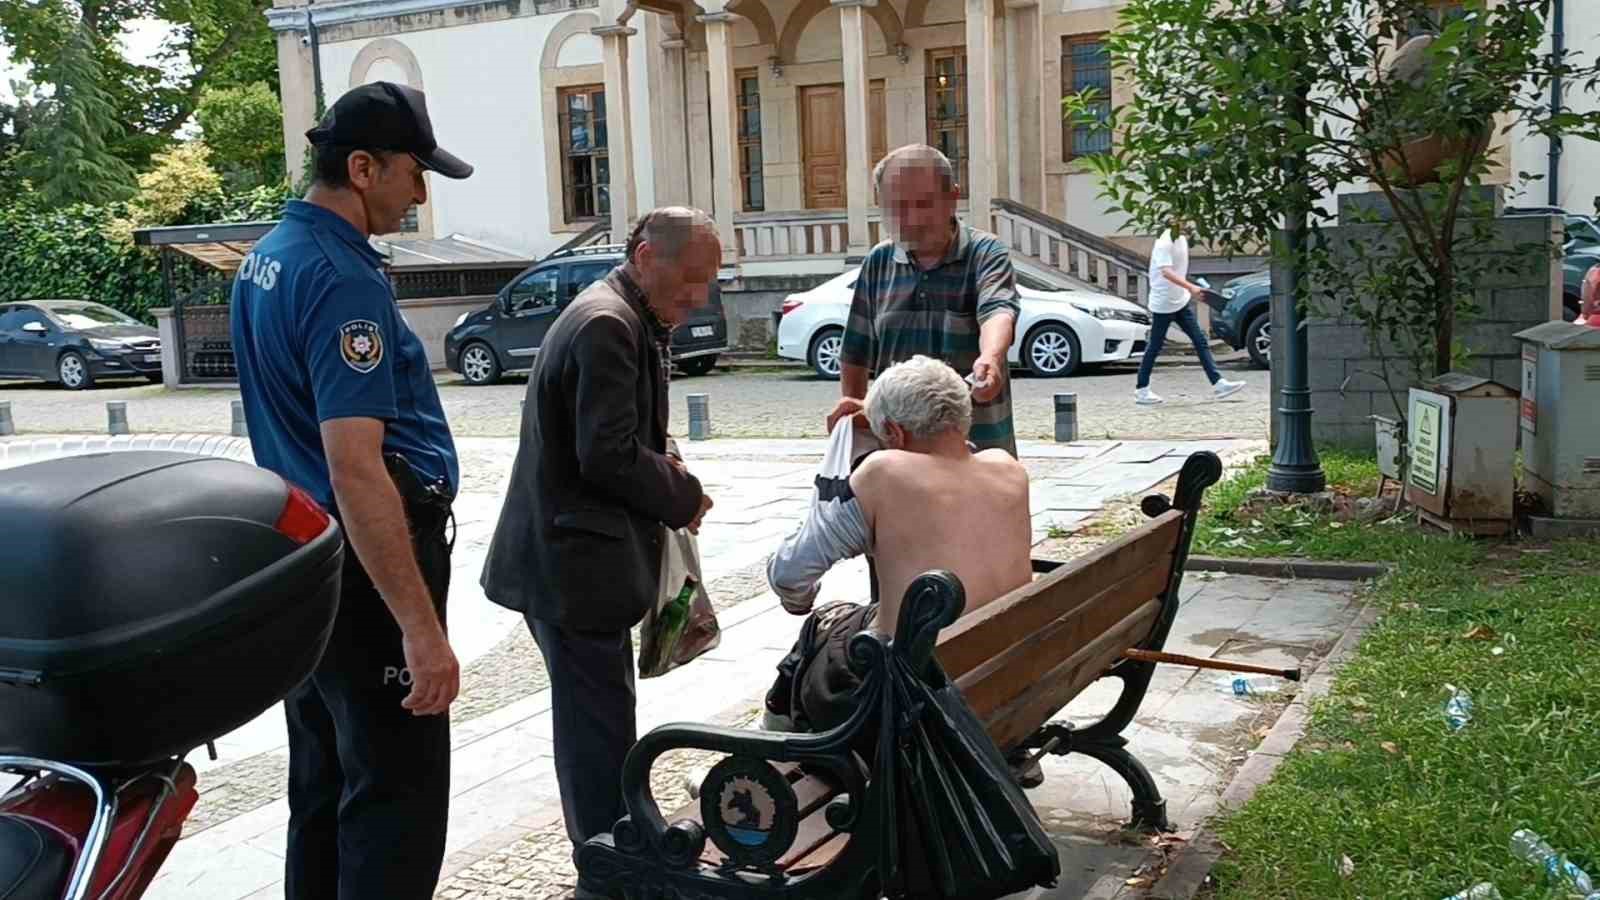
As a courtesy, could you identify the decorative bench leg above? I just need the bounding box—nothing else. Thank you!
[1071,736,1171,833]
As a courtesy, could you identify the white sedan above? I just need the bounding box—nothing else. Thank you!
[775,267,1153,379]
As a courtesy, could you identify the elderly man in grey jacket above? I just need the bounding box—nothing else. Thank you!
[481,208,718,875]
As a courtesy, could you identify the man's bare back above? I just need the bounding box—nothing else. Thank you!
[851,446,1033,632]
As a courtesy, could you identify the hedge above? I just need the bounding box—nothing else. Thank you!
[0,184,293,323]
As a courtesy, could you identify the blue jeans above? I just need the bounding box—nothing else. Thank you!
[1136,303,1222,389]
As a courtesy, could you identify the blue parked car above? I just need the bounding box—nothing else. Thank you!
[1206,271,1273,370]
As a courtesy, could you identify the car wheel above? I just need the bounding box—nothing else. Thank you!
[460,342,502,386]
[1245,313,1271,370]
[1022,323,1080,378]
[58,351,93,390]
[678,355,717,377]
[808,328,844,380]
[1563,295,1580,322]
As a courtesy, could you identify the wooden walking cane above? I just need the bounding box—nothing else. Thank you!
[1122,648,1301,682]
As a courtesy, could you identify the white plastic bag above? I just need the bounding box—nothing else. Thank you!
[639,526,720,678]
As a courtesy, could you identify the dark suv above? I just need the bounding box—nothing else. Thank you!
[444,245,730,385]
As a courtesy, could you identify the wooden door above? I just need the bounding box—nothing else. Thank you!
[870,80,888,171]
[802,85,846,209]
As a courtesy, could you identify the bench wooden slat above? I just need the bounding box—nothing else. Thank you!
[954,562,1172,724]
[787,832,850,874]
[934,511,1183,680]
[981,597,1164,751]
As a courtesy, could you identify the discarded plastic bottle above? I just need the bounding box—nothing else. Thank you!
[1442,883,1501,900]
[1215,675,1280,696]
[1444,686,1474,730]
[1509,829,1600,899]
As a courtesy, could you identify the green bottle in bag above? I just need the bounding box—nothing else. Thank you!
[643,574,697,674]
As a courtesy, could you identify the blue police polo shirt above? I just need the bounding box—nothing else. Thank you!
[230,200,459,512]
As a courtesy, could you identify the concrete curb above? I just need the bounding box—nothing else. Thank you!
[1147,599,1383,899]
[1185,556,1390,582]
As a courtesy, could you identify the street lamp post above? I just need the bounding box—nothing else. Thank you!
[1266,0,1327,495]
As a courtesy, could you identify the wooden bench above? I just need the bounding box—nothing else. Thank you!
[576,451,1223,900]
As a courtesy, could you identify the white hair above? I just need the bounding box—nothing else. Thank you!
[872,144,958,198]
[865,355,972,442]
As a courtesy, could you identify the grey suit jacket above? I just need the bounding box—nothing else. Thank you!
[480,269,704,631]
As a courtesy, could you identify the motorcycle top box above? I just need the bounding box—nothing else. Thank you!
[0,451,344,766]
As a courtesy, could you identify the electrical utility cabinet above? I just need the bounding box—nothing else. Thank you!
[1405,373,1519,536]
[1514,322,1600,525]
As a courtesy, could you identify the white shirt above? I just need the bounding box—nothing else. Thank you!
[1147,230,1191,314]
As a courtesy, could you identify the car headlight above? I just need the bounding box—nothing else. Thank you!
[89,338,125,353]
[454,312,470,328]
[1070,303,1114,320]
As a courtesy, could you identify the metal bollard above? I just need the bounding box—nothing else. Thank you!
[1054,393,1078,443]
[107,401,130,436]
[687,393,712,441]
[231,399,248,438]
[0,401,12,437]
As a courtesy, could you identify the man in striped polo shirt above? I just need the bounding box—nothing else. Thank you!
[827,144,1021,456]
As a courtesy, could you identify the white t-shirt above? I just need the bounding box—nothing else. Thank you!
[1147,230,1191,314]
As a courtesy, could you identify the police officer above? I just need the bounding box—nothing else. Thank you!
[229,81,471,900]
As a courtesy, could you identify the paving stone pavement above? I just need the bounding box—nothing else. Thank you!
[0,360,1266,443]
[4,430,1343,900]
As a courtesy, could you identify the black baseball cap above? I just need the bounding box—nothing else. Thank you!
[306,82,473,180]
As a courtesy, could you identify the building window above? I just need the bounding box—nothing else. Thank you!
[1062,35,1112,160]
[924,49,969,191]
[737,70,765,212]
[558,85,609,222]
[398,205,420,233]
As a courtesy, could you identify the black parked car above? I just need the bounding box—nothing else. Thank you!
[0,300,162,390]
[444,245,731,385]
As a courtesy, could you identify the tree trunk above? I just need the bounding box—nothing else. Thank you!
[1434,259,1455,377]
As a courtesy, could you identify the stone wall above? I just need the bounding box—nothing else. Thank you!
[721,273,837,350]
[1278,203,1562,451]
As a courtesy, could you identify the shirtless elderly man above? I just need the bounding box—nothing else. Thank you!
[763,354,1032,735]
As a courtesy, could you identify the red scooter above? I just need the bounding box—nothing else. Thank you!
[0,451,343,900]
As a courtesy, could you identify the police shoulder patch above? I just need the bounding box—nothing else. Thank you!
[339,319,384,373]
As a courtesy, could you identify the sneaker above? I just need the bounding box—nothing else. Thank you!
[1213,378,1246,400]
[1135,387,1164,406]
[761,709,797,732]
[683,765,713,800]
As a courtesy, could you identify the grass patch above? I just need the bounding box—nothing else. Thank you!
[1199,452,1600,899]
[1194,449,1451,563]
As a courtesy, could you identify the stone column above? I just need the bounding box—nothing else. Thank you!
[964,0,997,228]
[595,24,639,242]
[1010,0,1044,210]
[835,0,876,259]
[655,30,692,207]
[275,28,318,184]
[699,11,742,265]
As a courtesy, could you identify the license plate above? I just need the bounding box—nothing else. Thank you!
[144,354,161,363]
[691,326,713,338]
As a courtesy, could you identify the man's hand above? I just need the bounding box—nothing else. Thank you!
[400,621,460,716]
[826,397,867,432]
[970,354,1006,403]
[688,494,714,535]
[1186,283,1207,300]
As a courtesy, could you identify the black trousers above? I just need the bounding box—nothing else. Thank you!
[529,618,637,853]
[284,510,453,900]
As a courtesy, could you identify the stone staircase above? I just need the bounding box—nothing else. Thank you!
[990,198,1151,304]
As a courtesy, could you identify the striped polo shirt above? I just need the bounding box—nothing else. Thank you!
[840,220,1022,455]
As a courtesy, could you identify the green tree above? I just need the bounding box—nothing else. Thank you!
[196,81,285,186]
[16,19,137,206]
[1066,0,1600,383]
[0,0,277,169]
